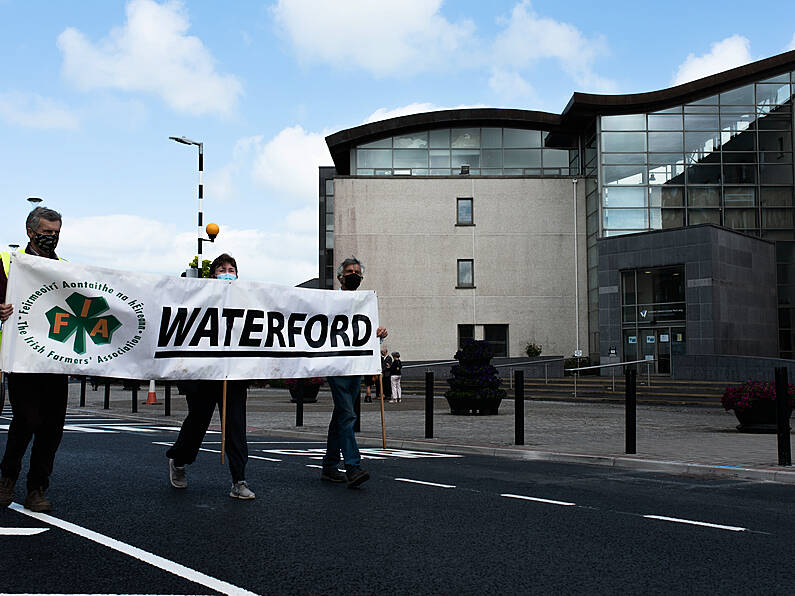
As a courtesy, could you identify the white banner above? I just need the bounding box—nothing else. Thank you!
[0,253,381,380]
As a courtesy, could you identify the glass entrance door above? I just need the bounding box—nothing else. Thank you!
[637,327,674,375]
[656,329,671,374]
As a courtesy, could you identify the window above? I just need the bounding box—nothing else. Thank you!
[457,259,474,288]
[457,324,475,349]
[484,324,508,357]
[457,198,473,225]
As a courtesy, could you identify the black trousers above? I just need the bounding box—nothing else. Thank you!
[378,374,392,398]
[0,373,68,491]
[166,381,248,483]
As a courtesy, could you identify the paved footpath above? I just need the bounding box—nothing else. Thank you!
[67,383,795,484]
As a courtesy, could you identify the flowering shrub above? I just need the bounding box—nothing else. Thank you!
[285,377,325,389]
[525,342,542,357]
[721,380,794,412]
[445,340,505,402]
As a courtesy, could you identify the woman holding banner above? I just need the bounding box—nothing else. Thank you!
[165,254,255,500]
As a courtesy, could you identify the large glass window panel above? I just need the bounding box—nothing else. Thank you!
[685,104,719,113]
[686,164,721,184]
[412,169,429,176]
[604,186,646,208]
[650,186,684,207]
[762,74,791,84]
[757,114,793,130]
[356,169,374,175]
[648,115,683,130]
[481,169,501,176]
[648,162,685,184]
[761,151,793,164]
[603,208,648,229]
[649,132,683,152]
[325,195,334,213]
[481,128,502,148]
[429,149,451,168]
[430,169,451,175]
[357,149,392,168]
[503,149,541,168]
[724,208,758,229]
[651,106,683,115]
[481,149,502,168]
[721,85,755,104]
[688,209,721,225]
[759,131,793,152]
[648,153,684,164]
[723,187,756,206]
[601,114,646,131]
[721,129,755,151]
[756,83,792,106]
[720,112,756,132]
[451,149,480,168]
[761,187,793,206]
[622,270,637,304]
[603,165,645,185]
[543,149,570,167]
[393,149,428,168]
[325,180,334,196]
[602,132,646,152]
[684,114,720,129]
[760,164,794,184]
[503,168,522,175]
[393,132,428,148]
[662,209,685,228]
[722,151,756,163]
[688,95,719,106]
[429,129,450,148]
[723,163,756,184]
[688,187,720,207]
[685,131,721,156]
[359,138,392,149]
[503,129,541,148]
[764,208,795,228]
[451,128,480,148]
[603,153,646,165]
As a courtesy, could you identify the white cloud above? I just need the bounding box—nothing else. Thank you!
[63,214,316,285]
[492,1,615,93]
[672,35,752,86]
[786,33,795,51]
[285,206,318,233]
[271,0,476,75]
[0,92,79,130]
[57,0,242,116]
[365,102,488,124]
[488,70,537,102]
[252,126,331,202]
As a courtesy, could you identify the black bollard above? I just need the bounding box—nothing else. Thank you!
[625,368,637,454]
[354,388,361,432]
[515,369,524,445]
[164,382,171,417]
[131,384,138,413]
[295,386,304,427]
[103,380,110,409]
[425,371,434,439]
[775,367,792,466]
[80,376,86,407]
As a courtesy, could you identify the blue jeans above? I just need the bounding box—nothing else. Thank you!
[323,375,361,469]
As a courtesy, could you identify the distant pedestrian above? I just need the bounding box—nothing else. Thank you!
[363,375,375,403]
[380,346,392,400]
[320,257,387,488]
[389,352,403,403]
[0,207,68,512]
[165,254,255,500]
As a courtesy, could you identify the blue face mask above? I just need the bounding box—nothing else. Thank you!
[216,273,237,281]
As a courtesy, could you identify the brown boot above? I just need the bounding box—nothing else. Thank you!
[0,477,15,507]
[24,488,52,513]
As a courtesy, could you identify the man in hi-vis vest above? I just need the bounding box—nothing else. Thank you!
[0,207,68,512]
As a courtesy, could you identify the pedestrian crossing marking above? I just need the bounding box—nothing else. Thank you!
[0,526,50,535]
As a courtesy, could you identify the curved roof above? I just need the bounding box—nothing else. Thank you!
[326,50,795,173]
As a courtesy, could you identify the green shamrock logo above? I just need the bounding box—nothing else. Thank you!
[45,292,122,355]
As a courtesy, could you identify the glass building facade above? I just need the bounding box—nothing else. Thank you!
[354,127,578,176]
[596,72,795,358]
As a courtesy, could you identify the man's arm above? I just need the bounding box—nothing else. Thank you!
[0,303,12,322]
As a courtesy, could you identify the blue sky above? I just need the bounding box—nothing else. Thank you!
[1,0,794,285]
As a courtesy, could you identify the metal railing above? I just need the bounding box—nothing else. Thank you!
[565,358,656,399]
[493,358,565,387]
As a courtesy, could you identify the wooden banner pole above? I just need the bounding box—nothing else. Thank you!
[379,374,386,448]
[221,380,227,465]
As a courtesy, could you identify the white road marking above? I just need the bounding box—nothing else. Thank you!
[0,526,49,535]
[9,503,257,596]
[306,464,345,472]
[644,515,747,532]
[501,494,576,506]
[150,441,282,462]
[395,478,456,489]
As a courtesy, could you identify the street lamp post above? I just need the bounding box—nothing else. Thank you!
[169,136,213,276]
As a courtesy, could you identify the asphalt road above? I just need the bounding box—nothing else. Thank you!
[2,409,794,595]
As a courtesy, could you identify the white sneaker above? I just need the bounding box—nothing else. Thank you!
[168,459,187,489]
[229,480,255,500]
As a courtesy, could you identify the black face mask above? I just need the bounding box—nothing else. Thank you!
[34,233,58,253]
[342,273,362,290]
